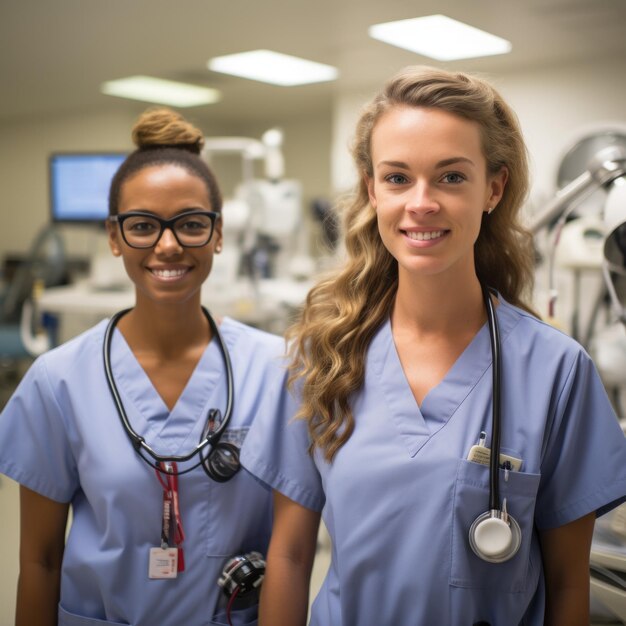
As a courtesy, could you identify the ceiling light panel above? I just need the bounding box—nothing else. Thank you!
[208,50,338,86]
[101,76,221,107]
[369,15,512,61]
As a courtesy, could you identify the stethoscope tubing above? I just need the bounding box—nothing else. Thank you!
[103,306,234,472]
[482,285,502,512]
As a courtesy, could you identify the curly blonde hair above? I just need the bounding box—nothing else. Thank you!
[288,66,536,461]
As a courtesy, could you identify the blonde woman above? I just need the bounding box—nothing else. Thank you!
[241,66,626,625]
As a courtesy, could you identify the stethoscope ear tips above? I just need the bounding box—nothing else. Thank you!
[469,508,522,563]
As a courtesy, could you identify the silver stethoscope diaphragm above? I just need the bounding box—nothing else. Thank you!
[468,286,521,564]
[469,500,522,563]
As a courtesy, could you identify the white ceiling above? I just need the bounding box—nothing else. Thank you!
[1,0,626,127]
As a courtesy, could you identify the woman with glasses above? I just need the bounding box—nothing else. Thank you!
[0,108,284,626]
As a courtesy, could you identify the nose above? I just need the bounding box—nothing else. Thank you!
[154,226,183,255]
[405,180,440,215]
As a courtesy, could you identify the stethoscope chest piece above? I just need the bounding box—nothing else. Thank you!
[469,503,522,563]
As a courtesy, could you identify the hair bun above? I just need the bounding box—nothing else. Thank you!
[131,107,205,154]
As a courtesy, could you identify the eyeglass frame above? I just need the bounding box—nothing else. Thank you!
[108,210,221,249]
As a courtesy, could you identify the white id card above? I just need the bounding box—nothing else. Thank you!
[466,444,523,471]
[149,547,178,579]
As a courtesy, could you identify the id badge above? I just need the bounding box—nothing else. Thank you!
[148,547,178,579]
[466,444,523,471]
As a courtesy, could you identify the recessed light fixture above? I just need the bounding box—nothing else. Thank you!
[369,15,512,61]
[208,50,338,86]
[101,76,221,107]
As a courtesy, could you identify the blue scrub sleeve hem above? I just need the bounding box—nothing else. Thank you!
[535,477,626,530]
[241,466,272,492]
[0,460,74,503]
[240,448,325,513]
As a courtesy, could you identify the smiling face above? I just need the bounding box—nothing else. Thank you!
[107,163,222,308]
[366,105,507,287]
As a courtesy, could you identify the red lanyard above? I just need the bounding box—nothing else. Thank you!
[156,462,185,572]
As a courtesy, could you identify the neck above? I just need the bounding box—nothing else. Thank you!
[118,295,211,358]
[392,270,485,337]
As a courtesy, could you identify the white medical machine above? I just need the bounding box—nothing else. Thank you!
[202,130,313,281]
[201,130,315,332]
[531,130,626,624]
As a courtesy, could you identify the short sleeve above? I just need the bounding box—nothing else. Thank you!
[536,349,626,529]
[241,370,324,513]
[0,357,78,502]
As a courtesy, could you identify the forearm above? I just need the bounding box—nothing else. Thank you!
[540,512,595,626]
[259,554,312,626]
[259,491,320,626]
[15,562,62,626]
[544,583,589,626]
[17,486,69,626]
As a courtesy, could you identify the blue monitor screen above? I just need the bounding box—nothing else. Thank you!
[49,153,127,224]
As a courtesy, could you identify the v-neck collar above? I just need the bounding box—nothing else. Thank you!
[371,297,520,457]
[108,317,238,457]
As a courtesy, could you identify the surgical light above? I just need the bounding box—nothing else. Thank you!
[207,50,338,86]
[262,128,283,149]
[368,15,512,61]
[101,76,221,107]
[530,145,626,234]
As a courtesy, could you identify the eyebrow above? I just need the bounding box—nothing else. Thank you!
[435,157,475,168]
[375,157,476,169]
[123,207,208,216]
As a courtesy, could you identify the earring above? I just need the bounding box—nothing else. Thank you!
[487,206,495,215]
[215,244,222,253]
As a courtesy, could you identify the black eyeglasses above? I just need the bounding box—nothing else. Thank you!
[109,211,220,249]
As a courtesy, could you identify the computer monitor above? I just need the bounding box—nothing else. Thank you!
[49,152,127,224]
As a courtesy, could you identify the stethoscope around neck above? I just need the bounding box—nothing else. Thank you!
[103,306,241,481]
[468,285,522,564]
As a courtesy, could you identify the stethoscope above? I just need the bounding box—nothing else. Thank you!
[468,285,522,564]
[103,307,241,481]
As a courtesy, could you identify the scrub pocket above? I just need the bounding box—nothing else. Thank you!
[209,604,258,625]
[450,459,540,593]
[201,472,272,557]
[200,430,272,558]
[58,604,129,625]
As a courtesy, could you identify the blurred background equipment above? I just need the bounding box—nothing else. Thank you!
[530,129,626,624]
[0,225,66,403]
[202,130,315,333]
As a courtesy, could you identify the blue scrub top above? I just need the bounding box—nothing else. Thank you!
[0,316,284,626]
[241,297,626,625]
